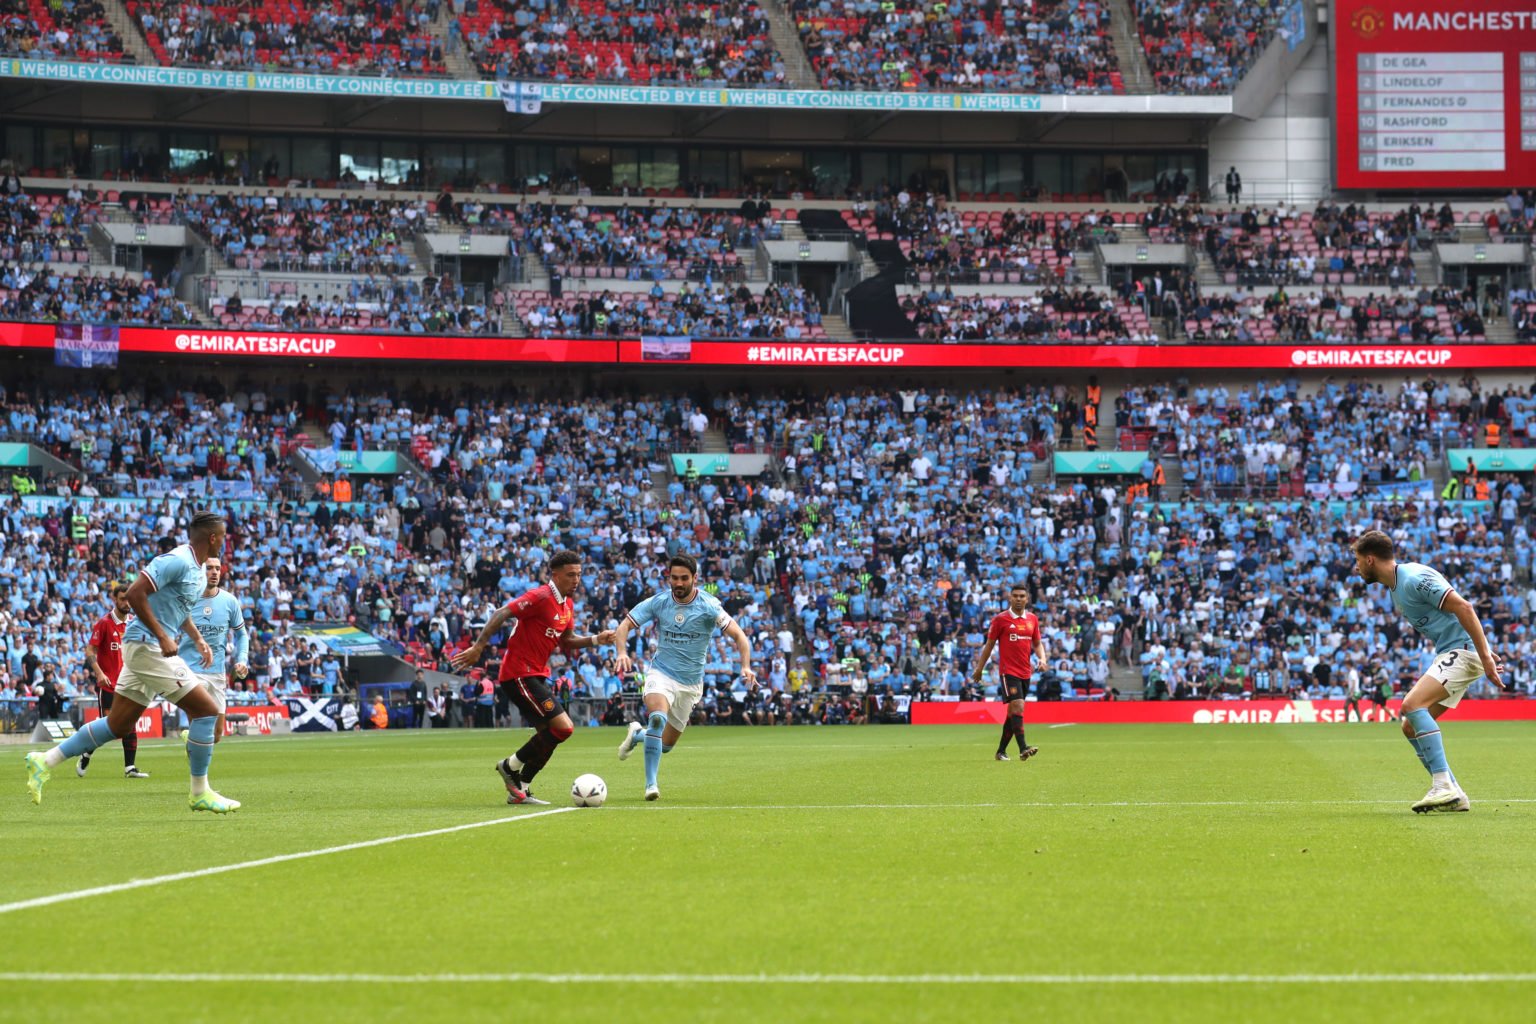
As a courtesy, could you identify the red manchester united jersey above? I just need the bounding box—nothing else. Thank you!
[987,610,1041,678]
[90,612,129,691]
[497,584,575,681]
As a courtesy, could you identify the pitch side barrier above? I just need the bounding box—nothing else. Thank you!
[912,699,1536,725]
[12,322,1536,369]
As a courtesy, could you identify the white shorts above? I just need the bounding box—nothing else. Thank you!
[114,641,202,707]
[194,674,228,713]
[643,667,704,733]
[1422,647,1484,709]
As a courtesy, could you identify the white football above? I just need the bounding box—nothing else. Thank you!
[571,773,607,807]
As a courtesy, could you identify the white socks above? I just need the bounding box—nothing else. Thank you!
[44,748,66,769]
[190,775,210,796]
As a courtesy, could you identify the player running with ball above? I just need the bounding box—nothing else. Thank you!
[451,551,614,806]
[1352,530,1513,812]
[614,555,755,801]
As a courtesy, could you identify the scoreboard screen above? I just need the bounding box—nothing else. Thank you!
[1333,0,1536,190]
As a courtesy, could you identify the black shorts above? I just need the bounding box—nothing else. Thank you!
[499,676,565,724]
[999,675,1031,702]
[98,689,116,714]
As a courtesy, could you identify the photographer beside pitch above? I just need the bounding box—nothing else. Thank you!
[1352,530,1515,813]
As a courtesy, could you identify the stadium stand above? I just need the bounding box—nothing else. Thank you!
[462,0,786,86]
[6,374,1536,717]
[128,0,446,75]
[171,190,422,274]
[845,201,1117,284]
[0,0,127,62]
[511,282,826,338]
[1133,0,1284,93]
[901,286,1156,342]
[791,0,1121,93]
[513,199,766,283]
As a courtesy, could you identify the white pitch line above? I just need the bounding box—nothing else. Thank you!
[0,972,1533,986]
[0,807,575,917]
[589,798,1536,811]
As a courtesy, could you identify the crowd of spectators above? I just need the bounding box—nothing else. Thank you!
[463,0,785,86]
[792,0,1120,93]
[0,0,126,62]
[1111,374,1536,500]
[2,0,1306,101]
[5,375,1536,731]
[901,285,1155,342]
[1144,200,1449,287]
[172,190,424,274]
[1134,0,1284,94]
[859,200,1117,284]
[510,281,824,338]
[0,266,196,325]
[210,274,499,334]
[1489,189,1536,243]
[509,199,763,283]
[130,0,446,75]
[1182,285,1488,344]
[1,187,99,265]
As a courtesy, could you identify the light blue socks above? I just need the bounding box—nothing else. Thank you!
[187,716,217,779]
[643,711,666,789]
[58,717,116,758]
[1405,708,1450,779]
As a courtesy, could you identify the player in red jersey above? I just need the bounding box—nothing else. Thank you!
[450,551,614,805]
[971,584,1047,762]
[79,582,149,779]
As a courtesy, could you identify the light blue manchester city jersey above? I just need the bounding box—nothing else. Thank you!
[1391,561,1473,655]
[123,545,204,644]
[177,589,248,677]
[626,589,734,687]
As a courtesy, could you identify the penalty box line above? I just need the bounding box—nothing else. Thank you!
[0,807,576,918]
[0,971,1533,985]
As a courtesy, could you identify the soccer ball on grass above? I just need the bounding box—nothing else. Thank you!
[571,773,607,807]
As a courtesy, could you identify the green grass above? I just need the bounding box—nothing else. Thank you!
[4,722,1535,1023]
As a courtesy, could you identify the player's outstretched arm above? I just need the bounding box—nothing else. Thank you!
[611,616,637,676]
[1443,592,1507,690]
[970,638,997,684]
[450,604,515,671]
[560,626,617,652]
[724,621,755,688]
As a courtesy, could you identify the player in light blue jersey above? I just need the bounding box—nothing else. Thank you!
[1353,530,1510,813]
[613,554,755,801]
[177,556,249,745]
[25,511,242,813]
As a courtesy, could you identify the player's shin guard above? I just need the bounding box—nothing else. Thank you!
[50,717,117,766]
[515,731,559,783]
[997,717,1014,755]
[122,732,139,769]
[643,711,666,790]
[1405,708,1450,780]
[1407,733,1457,785]
[187,716,217,792]
[1011,714,1028,753]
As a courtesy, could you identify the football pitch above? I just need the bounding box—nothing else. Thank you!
[5,722,1535,1023]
